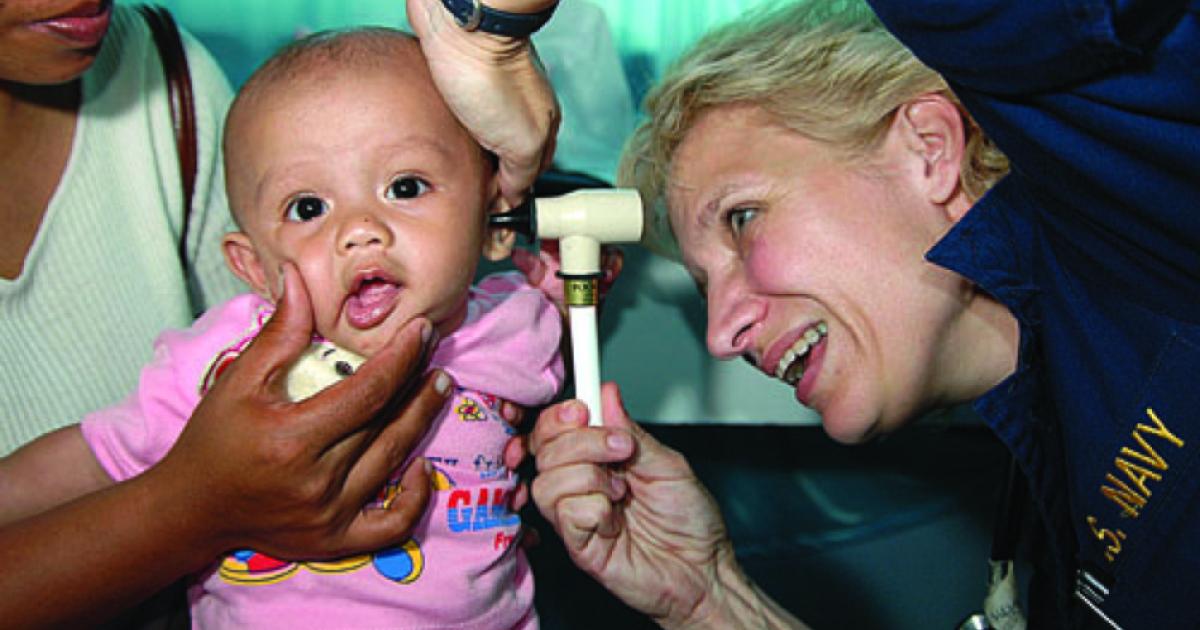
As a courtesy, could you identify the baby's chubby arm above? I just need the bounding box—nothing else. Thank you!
[0,425,113,525]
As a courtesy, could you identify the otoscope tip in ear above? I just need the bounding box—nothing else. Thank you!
[488,197,537,242]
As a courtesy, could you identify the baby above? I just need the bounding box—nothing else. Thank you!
[2,28,564,628]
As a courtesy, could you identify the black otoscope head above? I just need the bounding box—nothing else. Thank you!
[487,197,536,242]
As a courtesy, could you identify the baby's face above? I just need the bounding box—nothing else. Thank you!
[225,62,494,357]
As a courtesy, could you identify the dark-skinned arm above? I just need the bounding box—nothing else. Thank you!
[0,264,448,627]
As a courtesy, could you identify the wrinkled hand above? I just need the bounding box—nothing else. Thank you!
[511,242,624,315]
[407,0,560,207]
[529,383,735,627]
[154,264,449,561]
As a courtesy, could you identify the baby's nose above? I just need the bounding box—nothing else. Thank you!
[340,215,391,250]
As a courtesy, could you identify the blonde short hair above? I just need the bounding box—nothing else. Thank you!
[619,0,1009,259]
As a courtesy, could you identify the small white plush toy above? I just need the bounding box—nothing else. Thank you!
[285,341,367,402]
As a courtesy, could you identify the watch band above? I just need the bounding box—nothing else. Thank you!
[440,0,558,37]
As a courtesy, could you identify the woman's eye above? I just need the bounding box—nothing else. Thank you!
[285,196,327,222]
[386,176,430,200]
[725,207,758,237]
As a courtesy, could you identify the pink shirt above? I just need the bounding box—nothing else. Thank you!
[82,273,564,629]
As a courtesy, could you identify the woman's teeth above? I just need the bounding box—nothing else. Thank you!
[774,321,828,385]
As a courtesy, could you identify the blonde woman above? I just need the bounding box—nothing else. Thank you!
[501,1,1197,628]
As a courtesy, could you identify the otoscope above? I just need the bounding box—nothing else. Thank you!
[489,188,643,426]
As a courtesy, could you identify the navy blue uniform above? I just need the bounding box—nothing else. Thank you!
[866,1,1200,628]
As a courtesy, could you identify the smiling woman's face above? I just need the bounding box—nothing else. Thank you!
[666,103,982,443]
[0,0,113,85]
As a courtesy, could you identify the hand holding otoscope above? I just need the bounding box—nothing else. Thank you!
[490,189,643,426]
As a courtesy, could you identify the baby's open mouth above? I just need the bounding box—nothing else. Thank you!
[345,273,400,329]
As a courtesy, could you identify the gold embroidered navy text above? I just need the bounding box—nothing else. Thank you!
[1085,408,1185,563]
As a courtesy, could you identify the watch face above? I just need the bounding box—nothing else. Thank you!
[442,0,482,30]
[440,0,557,37]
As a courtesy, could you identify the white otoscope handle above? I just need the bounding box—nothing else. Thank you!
[568,305,602,426]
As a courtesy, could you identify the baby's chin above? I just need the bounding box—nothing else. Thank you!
[321,327,391,360]
[325,300,468,359]
[324,311,433,359]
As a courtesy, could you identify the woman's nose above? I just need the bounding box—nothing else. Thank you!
[338,212,392,251]
[705,276,761,360]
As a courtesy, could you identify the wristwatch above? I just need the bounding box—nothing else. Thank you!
[439,0,558,37]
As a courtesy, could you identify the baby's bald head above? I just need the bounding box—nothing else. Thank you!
[223,28,456,226]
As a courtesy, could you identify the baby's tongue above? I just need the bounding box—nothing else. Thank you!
[346,281,399,329]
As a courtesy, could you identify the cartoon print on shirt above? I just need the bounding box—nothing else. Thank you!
[209,332,429,586]
[204,316,532,588]
[474,453,506,481]
[217,544,425,586]
[453,391,516,436]
[456,395,487,421]
[447,485,520,534]
[217,552,302,585]
[218,473,429,586]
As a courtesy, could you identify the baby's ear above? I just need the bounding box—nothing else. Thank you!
[482,196,518,261]
[222,232,272,299]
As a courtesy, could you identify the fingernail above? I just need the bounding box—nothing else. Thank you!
[561,401,585,424]
[423,458,433,475]
[434,371,451,395]
[420,320,433,344]
[606,432,632,453]
[501,402,518,422]
[611,473,627,497]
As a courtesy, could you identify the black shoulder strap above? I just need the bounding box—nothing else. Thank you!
[138,4,197,276]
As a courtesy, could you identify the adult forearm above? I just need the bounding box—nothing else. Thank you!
[408,0,560,203]
[667,551,810,630]
[0,469,214,627]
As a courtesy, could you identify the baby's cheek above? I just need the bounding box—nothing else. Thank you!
[310,302,347,346]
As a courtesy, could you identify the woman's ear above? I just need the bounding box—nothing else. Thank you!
[222,232,272,299]
[482,195,518,261]
[895,93,968,217]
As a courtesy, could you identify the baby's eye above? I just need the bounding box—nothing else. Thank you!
[725,207,759,237]
[285,196,327,222]
[386,176,431,200]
